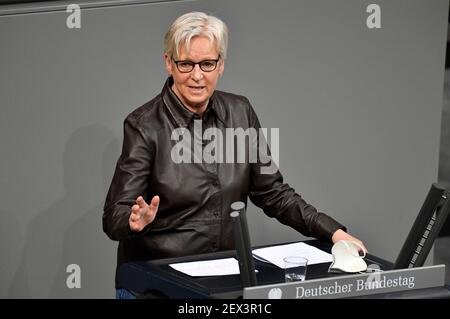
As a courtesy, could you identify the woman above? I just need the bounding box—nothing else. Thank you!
[103,11,366,299]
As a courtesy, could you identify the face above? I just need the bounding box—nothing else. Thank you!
[164,35,224,114]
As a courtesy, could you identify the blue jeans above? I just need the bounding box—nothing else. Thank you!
[116,288,137,299]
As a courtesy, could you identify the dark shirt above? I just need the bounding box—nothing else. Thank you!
[103,77,345,287]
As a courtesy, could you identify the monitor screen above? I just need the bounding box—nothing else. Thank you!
[393,183,450,269]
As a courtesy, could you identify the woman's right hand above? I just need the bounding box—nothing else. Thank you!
[129,195,160,232]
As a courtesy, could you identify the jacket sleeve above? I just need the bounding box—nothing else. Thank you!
[103,117,154,241]
[246,102,346,242]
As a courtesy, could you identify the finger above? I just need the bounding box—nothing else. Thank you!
[131,204,140,214]
[357,242,368,254]
[136,196,148,209]
[129,222,141,232]
[361,245,368,254]
[149,195,160,211]
[130,214,139,222]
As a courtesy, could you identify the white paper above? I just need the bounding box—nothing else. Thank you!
[252,242,333,268]
[169,258,240,276]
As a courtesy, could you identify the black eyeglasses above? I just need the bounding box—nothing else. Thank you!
[172,55,221,73]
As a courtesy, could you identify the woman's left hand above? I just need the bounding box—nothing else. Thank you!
[331,229,368,253]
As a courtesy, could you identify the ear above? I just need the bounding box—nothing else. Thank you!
[164,53,173,75]
[218,59,225,76]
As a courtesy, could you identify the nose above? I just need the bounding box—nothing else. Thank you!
[190,64,203,81]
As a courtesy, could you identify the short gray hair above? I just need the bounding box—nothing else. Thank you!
[164,12,228,60]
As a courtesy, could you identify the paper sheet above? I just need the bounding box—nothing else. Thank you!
[169,242,332,276]
[252,242,333,268]
[169,258,240,276]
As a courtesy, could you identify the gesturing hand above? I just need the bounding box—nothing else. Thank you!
[129,195,160,232]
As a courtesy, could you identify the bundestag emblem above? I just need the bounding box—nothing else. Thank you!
[268,288,282,299]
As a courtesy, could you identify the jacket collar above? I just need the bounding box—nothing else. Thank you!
[162,77,226,128]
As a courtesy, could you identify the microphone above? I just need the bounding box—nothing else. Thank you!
[230,201,257,287]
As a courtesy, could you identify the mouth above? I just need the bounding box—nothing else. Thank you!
[188,86,206,93]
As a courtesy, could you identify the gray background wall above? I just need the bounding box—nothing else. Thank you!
[0,0,448,298]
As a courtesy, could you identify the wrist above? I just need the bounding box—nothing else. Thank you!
[331,228,346,243]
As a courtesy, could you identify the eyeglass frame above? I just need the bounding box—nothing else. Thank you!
[171,55,221,73]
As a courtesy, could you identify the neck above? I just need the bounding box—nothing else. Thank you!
[185,104,208,117]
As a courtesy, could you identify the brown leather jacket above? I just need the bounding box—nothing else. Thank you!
[103,77,345,286]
